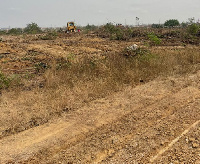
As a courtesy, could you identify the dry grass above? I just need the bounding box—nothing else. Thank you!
[0,41,200,139]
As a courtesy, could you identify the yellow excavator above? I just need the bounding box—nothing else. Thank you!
[67,22,76,32]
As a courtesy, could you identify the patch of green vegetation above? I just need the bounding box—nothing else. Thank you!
[137,52,158,62]
[151,24,163,28]
[0,30,6,35]
[82,24,98,34]
[56,55,74,70]
[0,72,11,89]
[148,33,162,46]
[187,24,199,36]
[40,31,58,40]
[101,23,132,40]
[7,28,23,35]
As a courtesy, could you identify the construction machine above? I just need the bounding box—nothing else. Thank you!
[67,22,76,32]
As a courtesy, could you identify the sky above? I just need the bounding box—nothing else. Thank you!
[0,0,200,28]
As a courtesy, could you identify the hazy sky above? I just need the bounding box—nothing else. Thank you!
[0,0,200,28]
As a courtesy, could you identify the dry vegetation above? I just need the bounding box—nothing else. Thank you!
[0,28,200,139]
[0,26,200,163]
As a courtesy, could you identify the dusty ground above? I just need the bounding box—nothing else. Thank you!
[0,34,200,163]
[0,71,200,163]
[0,34,129,74]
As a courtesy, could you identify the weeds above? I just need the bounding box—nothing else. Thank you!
[40,31,58,40]
[98,23,132,40]
[1,32,200,140]
[148,33,162,46]
[35,62,49,73]
[56,57,72,70]
[0,72,22,89]
[0,72,11,89]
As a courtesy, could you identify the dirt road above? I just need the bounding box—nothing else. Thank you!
[0,71,200,163]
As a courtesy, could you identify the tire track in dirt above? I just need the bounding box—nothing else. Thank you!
[156,121,200,163]
[37,87,199,164]
[150,120,200,163]
[105,89,200,163]
[22,87,200,163]
[106,90,200,163]
[0,74,199,163]
[0,78,175,163]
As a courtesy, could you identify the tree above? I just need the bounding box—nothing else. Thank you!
[164,19,180,27]
[24,22,42,34]
[188,17,195,24]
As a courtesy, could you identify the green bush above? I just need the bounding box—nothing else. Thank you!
[151,24,163,28]
[79,24,98,34]
[8,28,23,35]
[148,33,162,46]
[24,22,42,34]
[40,31,57,40]
[187,24,199,35]
[85,24,98,31]
[102,23,132,40]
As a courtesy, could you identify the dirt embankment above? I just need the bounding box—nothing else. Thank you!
[0,71,199,163]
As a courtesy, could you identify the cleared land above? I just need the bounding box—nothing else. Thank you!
[0,32,200,163]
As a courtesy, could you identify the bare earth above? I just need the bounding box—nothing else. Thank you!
[0,34,200,163]
[0,70,200,163]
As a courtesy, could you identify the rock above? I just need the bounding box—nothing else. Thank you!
[192,142,199,148]
[189,137,196,142]
[160,141,165,146]
[127,44,138,51]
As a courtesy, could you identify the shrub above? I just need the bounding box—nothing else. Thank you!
[40,31,57,40]
[100,23,132,40]
[148,33,161,46]
[8,28,23,35]
[0,30,6,35]
[85,24,98,31]
[79,24,99,34]
[24,22,42,34]
[187,24,199,35]
[0,72,11,89]
[151,24,163,28]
